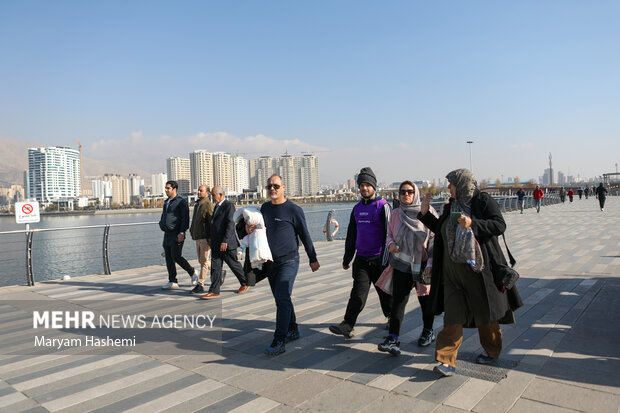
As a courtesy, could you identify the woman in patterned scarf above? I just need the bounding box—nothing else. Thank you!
[378,181,437,356]
[418,169,523,377]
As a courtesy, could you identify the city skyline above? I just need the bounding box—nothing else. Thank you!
[1,2,618,184]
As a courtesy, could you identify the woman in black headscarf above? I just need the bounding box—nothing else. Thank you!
[418,169,522,377]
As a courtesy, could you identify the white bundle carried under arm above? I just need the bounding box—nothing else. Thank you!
[237,208,273,269]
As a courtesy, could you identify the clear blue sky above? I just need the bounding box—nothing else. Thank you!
[1,1,618,184]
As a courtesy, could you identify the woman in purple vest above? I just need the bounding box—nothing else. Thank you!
[378,181,438,356]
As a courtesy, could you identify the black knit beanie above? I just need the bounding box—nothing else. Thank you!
[357,167,377,189]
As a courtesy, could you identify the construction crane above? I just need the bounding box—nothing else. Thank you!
[74,138,84,197]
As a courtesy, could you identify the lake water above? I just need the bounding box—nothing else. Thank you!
[0,204,356,286]
[0,199,452,286]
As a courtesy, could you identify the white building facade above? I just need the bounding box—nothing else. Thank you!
[28,146,81,202]
[151,173,167,197]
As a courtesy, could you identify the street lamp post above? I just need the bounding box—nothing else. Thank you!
[467,140,474,172]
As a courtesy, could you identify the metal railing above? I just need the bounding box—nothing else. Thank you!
[0,196,560,287]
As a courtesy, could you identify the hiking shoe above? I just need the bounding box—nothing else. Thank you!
[285,329,300,342]
[328,322,355,339]
[433,363,455,377]
[190,270,198,286]
[190,284,204,294]
[418,328,436,347]
[378,336,401,356]
[264,340,285,356]
[162,282,179,290]
[475,353,497,365]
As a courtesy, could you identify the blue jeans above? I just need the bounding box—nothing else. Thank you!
[267,256,300,341]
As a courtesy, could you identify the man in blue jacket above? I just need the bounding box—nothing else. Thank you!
[159,180,195,290]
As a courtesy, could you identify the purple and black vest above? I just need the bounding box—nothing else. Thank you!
[354,198,387,258]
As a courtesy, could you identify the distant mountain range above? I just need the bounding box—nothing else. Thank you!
[0,136,153,186]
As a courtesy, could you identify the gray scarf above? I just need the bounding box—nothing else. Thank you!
[445,169,484,272]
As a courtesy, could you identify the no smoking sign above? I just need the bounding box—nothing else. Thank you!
[15,201,41,224]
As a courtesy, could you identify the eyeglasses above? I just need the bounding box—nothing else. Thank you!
[399,189,415,195]
[265,184,281,190]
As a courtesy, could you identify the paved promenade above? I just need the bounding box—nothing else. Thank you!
[1,196,619,412]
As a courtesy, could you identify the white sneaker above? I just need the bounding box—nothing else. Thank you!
[162,282,179,290]
[191,272,198,286]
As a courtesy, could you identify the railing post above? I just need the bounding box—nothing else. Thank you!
[103,225,111,275]
[26,229,34,286]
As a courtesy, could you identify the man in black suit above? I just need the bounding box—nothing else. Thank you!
[159,180,195,290]
[201,186,249,299]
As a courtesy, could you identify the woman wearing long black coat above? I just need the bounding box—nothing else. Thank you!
[418,169,523,377]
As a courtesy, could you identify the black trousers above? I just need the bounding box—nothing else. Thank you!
[599,197,606,209]
[209,248,247,294]
[343,256,393,327]
[387,269,435,336]
[163,240,194,283]
[388,268,413,336]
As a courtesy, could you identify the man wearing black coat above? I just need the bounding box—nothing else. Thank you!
[201,186,249,299]
[159,180,195,290]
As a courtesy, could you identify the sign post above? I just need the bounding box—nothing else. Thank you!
[15,201,41,228]
[15,201,40,286]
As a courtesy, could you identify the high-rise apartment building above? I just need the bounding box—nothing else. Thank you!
[128,174,144,198]
[213,152,232,192]
[103,174,130,205]
[189,150,214,192]
[251,154,319,197]
[231,155,249,195]
[92,179,113,205]
[28,146,81,202]
[255,156,280,191]
[151,173,167,197]
[248,158,258,190]
[166,157,191,195]
[300,154,319,196]
[279,154,298,197]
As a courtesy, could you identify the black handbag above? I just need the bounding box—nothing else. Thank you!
[492,235,520,292]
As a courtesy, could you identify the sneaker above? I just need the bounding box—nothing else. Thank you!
[378,336,401,356]
[162,282,179,290]
[264,339,285,356]
[285,329,300,342]
[190,270,198,286]
[433,363,455,377]
[328,321,355,339]
[475,353,497,365]
[190,284,204,294]
[418,328,436,347]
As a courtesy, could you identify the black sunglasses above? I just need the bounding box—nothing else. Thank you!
[399,189,415,195]
[266,184,281,190]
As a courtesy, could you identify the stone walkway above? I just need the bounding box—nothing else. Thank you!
[0,196,619,412]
